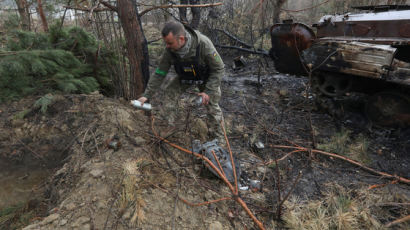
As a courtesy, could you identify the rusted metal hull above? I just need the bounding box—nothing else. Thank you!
[270,21,315,75]
[270,7,410,88]
[316,19,410,42]
[269,6,410,126]
[302,41,410,86]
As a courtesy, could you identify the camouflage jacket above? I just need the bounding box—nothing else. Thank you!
[143,27,224,99]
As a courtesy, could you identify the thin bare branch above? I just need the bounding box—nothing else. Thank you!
[214,45,269,56]
[99,0,118,11]
[385,214,410,228]
[271,145,410,185]
[281,0,331,12]
[150,115,265,230]
[214,29,253,48]
[64,5,112,12]
[139,2,223,16]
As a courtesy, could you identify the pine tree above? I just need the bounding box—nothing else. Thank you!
[0,26,117,102]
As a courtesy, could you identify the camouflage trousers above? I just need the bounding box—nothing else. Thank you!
[155,76,225,143]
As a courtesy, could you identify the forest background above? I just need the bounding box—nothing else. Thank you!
[1,0,408,104]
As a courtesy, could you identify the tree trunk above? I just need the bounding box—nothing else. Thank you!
[116,0,149,99]
[37,0,49,32]
[161,0,170,22]
[15,0,30,30]
[179,0,188,24]
[272,0,287,24]
[179,0,201,29]
[190,0,201,29]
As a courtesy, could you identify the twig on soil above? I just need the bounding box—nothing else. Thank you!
[103,175,125,230]
[276,170,302,216]
[271,145,410,185]
[15,138,45,160]
[80,126,92,153]
[179,197,232,207]
[160,143,180,170]
[372,202,410,207]
[385,214,410,228]
[273,150,282,219]
[90,130,103,159]
[149,181,231,207]
[171,171,180,230]
[221,119,239,194]
[211,150,227,178]
[368,179,398,190]
[263,149,305,166]
[308,111,317,148]
[63,124,91,162]
[241,96,303,148]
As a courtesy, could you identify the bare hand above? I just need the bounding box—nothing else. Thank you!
[138,97,148,105]
[198,92,210,105]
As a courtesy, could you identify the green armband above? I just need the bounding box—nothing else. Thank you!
[155,68,167,77]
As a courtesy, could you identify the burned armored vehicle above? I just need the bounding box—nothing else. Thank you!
[270,5,410,127]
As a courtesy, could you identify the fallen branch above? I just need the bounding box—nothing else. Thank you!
[368,179,398,190]
[15,138,45,160]
[172,172,180,230]
[372,202,410,207]
[215,44,269,56]
[140,3,223,16]
[150,116,265,229]
[179,196,232,207]
[264,149,305,166]
[213,29,253,48]
[150,181,232,207]
[271,145,410,185]
[276,170,302,217]
[385,214,410,228]
[221,119,239,194]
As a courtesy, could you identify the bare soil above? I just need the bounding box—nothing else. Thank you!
[0,58,409,230]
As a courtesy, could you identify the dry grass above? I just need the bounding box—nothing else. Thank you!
[317,129,370,164]
[120,156,178,227]
[317,128,351,155]
[120,158,151,227]
[349,134,370,164]
[283,183,409,229]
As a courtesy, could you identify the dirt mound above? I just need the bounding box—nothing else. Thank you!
[1,93,260,229]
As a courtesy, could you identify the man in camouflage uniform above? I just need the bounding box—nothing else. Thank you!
[137,21,225,143]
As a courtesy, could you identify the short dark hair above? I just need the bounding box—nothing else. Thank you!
[161,21,186,37]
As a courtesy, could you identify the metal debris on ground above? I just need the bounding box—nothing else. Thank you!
[106,135,121,151]
[254,141,265,150]
[233,55,247,70]
[249,180,262,192]
[192,139,241,183]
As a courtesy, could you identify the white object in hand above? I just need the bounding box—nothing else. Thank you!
[131,100,152,111]
[195,96,203,106]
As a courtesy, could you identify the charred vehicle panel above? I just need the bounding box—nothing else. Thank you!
[270,5,410,127]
